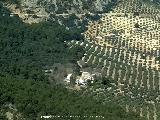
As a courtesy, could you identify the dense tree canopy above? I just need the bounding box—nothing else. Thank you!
[0,76,144,120]
[0,3,84,80]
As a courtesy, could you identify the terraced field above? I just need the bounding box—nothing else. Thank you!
[67,0,160,119]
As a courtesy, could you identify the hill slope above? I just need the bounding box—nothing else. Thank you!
[66,0,160,120]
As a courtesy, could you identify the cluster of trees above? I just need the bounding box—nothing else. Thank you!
[0,0,20,4]
[38,0,118,14]
[0,3,84,80]
[0,75,144,120]
[142,0,160,7]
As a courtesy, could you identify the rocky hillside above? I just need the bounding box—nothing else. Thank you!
[3,0,159,24]
[20,0,117,14]
[1,0,117,24]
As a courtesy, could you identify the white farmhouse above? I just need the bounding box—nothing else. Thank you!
[76,72,94,86]
[64,74,73,83]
